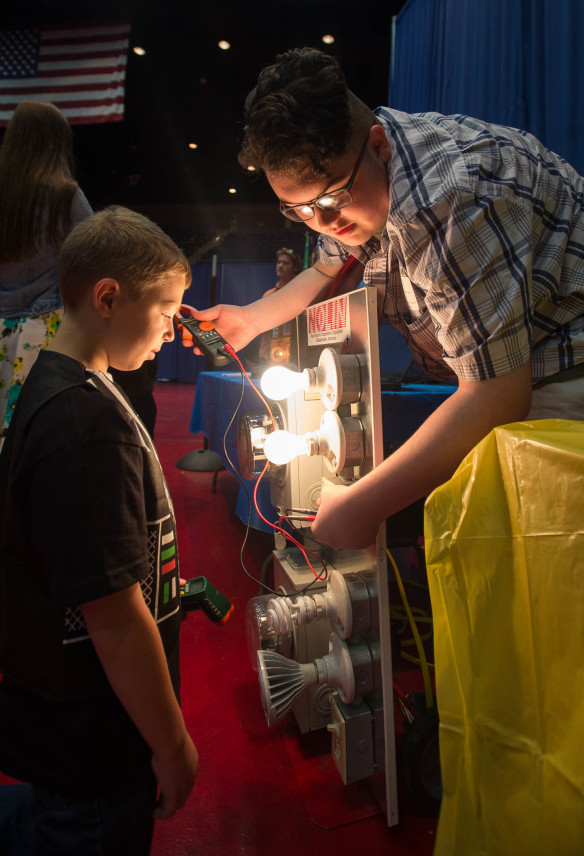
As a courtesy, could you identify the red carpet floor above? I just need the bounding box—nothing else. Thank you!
[150,381,438,855]
[1,380,439,854]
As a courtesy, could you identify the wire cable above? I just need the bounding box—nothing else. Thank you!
[217,344,328,593]
[386,547,434,709]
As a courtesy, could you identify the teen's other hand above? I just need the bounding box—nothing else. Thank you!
[312,480,379,550]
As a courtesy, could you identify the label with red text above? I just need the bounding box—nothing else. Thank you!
[307,295,350,346]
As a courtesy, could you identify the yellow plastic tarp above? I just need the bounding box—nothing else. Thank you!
[424,419,584,856]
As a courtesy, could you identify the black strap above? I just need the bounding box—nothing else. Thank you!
[533,361,584,389]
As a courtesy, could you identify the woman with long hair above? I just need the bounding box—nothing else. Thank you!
[0,100,92,447]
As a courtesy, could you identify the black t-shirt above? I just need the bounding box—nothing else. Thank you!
[0,351,182,796]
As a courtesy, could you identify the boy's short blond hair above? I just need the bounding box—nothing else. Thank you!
[59,206,192,307]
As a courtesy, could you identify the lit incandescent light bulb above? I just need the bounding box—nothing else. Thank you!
[263,411,363,473]
[263,429,310,466]
[260,348,362,409]
[260,366,308,401]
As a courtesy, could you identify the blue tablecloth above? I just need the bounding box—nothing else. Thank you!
[190,372,275,531]
[190,371,457,532]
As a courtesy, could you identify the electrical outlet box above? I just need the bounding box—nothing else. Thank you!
[329,694,375,784]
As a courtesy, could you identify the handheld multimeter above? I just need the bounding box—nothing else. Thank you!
[180,576,234,624]
[178,316,234,367]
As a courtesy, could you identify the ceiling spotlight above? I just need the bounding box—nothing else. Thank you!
[133,46,146,56]
[247,165,257,172]
[188,142,198,150]
[322,34,335,45]
[218,40,231,50]
[228,187,237,194]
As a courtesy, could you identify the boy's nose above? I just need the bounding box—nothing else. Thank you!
[164,318,175,342]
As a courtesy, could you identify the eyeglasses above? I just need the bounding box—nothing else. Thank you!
[279,133,370,223]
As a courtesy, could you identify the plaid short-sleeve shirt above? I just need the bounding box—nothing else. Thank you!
[317,108,584,384]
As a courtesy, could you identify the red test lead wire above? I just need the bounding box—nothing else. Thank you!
[224,344,327,582]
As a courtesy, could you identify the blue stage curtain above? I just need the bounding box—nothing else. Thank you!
[390,0,584,175]
[216,261,275,305]
[157,261,275,382]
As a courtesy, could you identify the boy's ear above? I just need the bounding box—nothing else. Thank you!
[369,125,391,164]
[93,278,121,318]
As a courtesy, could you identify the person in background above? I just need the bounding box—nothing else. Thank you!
[183,47,584,551]
[263,247,302,298]
[0,206,198,856]
[0,100,93,449]
[257,246,302,364]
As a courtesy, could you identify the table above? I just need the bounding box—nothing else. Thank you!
[190,371,274,531]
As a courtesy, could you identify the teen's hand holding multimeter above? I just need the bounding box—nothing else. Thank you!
[176,303,255,361]
[176,266,332,360]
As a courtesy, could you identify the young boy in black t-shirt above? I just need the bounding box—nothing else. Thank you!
[0,206,198,855]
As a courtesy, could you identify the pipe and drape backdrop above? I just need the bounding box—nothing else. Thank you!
[389,0,584,175]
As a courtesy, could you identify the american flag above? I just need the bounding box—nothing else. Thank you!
[0,20,131,127]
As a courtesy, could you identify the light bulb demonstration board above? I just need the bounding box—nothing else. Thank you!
[269,287,398,826]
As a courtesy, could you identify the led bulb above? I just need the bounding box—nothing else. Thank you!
[260,366,307,401]
[264,430,309,466]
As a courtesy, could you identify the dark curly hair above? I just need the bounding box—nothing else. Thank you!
[238,47,373,179]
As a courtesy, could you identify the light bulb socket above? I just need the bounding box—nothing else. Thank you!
[303,366,318,392]
[237,408,284,479]
[315,348,362,411]
[312,411,364,473]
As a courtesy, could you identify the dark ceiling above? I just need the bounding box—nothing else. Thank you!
[3,0,404,246]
